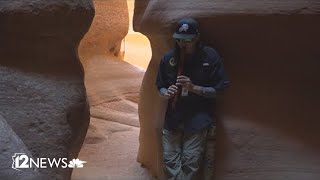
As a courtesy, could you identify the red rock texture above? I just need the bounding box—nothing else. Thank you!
[134,1,320,179]
[0,0,93,179]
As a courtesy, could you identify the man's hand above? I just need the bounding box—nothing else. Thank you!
[176,75,194,90]
[166,85,178,98]
[159,85,178,99]
[176,75,217,98]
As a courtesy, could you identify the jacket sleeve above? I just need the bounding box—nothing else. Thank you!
[209,56,230,92]
[156,56,169,90]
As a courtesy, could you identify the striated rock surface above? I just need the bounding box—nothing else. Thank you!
[0,0,93,179]
[134,1,320,179]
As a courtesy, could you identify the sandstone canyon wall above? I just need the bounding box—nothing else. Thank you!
[72,1,150,179]
[0,0,94,179]
[135,1,320,180]
[78,0,138,107]
[79,0,128,60]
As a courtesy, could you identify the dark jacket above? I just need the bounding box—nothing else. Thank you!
[156,45,229,132]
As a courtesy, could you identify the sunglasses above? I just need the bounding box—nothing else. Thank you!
[175,38,194,43]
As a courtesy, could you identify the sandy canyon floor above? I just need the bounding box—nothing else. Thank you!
[71,54,153,180]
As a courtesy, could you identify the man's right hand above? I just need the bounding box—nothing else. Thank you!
[160,85,178,99]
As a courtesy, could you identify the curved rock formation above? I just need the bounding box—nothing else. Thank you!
[135,1,320,179]
[73,1,153,179]
[79,0,129,60]
[0,0,93,179]
[78,0,132,106]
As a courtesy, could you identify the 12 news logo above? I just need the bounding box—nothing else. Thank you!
[12,153,86,171]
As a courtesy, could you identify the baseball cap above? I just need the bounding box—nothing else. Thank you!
[172,18,199,39]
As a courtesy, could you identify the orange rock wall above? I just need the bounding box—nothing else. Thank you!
[134,1,320,179]
[79,0,128,60]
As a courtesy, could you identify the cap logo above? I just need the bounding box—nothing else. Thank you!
[179,24,189,32]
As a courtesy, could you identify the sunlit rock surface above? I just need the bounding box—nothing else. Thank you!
[79,0,128,60]
[134,1,320,179]
[72,0,153,179]
[0,0,93,179]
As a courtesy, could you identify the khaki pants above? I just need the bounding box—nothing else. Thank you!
[162,129,207,180]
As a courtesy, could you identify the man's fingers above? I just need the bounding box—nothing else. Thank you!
[176,78,190,83]
[177,75,189,79]
[170,85,178,89]
[177,76,190,83]
[168,85,178,91]
[164,93,171,98]
[167,85,178,96]
[168,88,177,94]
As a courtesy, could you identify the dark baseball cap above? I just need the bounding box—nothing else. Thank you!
[172,18,199,39]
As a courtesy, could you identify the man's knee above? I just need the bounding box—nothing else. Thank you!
[163,150,181,166]
[181,152,203,167]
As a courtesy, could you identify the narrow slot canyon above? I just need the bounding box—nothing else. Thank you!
[71,0,152,179]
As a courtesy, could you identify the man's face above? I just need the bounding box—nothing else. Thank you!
[176,36,198,54]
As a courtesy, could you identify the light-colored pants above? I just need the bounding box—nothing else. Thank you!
[162,129,207,180]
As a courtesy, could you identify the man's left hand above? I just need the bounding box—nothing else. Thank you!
[176,75,194,90]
